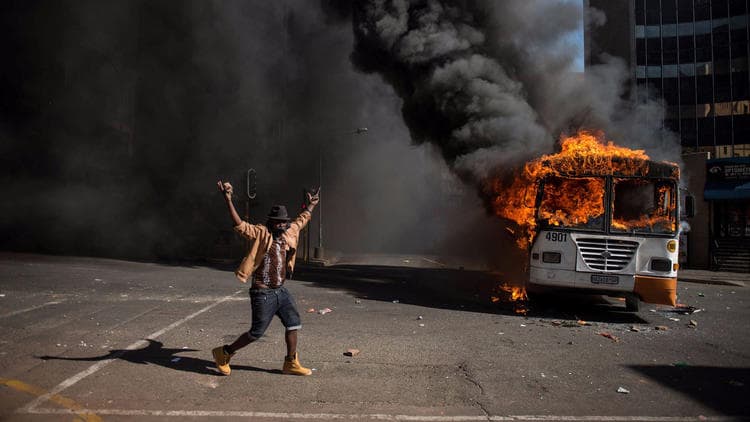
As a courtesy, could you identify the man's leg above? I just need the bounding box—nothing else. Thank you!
[277,288,311,375]
[285,329,297,358]
[227,332,256,354]
[212,290,274,375]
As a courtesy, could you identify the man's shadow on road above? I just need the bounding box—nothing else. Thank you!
[37,339,281,376]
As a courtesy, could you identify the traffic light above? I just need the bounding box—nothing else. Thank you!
[246,168,257,200]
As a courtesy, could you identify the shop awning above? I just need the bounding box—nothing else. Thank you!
[704,182,750,200]
[704,158,750,200]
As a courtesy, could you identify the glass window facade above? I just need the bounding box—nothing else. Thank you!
[633,0,749,150]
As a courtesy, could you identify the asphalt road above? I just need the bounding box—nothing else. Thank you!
[0,252,748,421]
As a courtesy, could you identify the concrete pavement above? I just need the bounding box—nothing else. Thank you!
[678,268,748,287]
[306,252,749,288]
[1,252,749,420]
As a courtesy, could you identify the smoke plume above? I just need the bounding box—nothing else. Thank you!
[329,0,682,183]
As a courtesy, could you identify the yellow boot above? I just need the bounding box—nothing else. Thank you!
[212,346,234,375]
[282,353,312,376]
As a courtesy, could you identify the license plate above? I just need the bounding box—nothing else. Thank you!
[591,274,619,284]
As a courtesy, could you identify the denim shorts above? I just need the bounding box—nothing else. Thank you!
[248,286,301,339]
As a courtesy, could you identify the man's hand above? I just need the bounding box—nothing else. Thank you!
[218,180,242,226]
[217,181,233,200]
[306,187,320,209]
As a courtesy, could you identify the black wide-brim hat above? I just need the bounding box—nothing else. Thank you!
[267,205,290,221]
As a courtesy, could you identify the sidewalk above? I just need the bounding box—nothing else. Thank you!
[678,268,748,287]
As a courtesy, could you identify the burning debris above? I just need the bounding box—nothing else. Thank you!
[491,282,528,314]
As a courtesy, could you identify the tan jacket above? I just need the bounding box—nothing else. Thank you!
[233,210,312,283]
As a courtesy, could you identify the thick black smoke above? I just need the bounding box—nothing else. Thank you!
[0,1,505,262]
[328,0,681,184]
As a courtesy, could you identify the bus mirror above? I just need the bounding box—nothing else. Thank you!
[683,195,695,218]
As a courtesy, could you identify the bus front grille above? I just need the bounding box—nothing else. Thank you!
[576,238,638,271]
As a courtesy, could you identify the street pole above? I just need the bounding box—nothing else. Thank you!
[315,149,323,259]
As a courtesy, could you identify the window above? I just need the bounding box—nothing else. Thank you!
[664,77,680,104]
[649,78,664,97]
[678,0,694,22]
[637,80,651,101]
[537,177,605,231]
[734,115,750,143]
[637,38,647,65]
[679,35,695,62]
[698,117,715,146]
[713,0,729,19]
[697,75,714,102]
[695,0,711,20]
[680,119,698,147]
[730,30,748,59]
[663,1,678,24]
[715,73,731,101]
[647,39,662,65]
[663,36,678,63]
[716,116,733,143]
[713,22,731,60]
[695,33,713,61]
[611,179,677,234]
[732,71,749,99]
[636,0,646,25]
[731,58,748,72]
[729,0,747,17]
[680,75,696,104]
[681,118,698,147]
[666,118,681,132]
[646,0,661,25]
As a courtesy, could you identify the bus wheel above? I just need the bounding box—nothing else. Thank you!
[625,294,640,312]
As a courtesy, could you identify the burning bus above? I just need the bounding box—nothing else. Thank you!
[489,132,694,312]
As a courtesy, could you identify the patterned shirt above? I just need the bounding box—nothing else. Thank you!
[251,235,287,289]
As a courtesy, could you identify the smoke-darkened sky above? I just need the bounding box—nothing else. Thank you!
[0,0,681,266]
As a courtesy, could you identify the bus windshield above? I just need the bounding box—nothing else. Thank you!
[611,178,677,234]
[537,176,606,231]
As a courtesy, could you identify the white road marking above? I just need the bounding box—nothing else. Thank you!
[16,289,243,414]
[22,408,741,421]
[0,301,64,319]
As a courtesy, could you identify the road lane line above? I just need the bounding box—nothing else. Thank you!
[1,378,102,421]
[0,301,64,319]
[16,289,243,414]
[21,408,742,421]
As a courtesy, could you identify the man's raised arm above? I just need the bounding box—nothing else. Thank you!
[217,181,242,227]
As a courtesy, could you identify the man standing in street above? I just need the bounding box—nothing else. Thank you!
[212,180,319,376]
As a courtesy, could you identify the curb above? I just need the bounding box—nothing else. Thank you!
[678,277,746,287]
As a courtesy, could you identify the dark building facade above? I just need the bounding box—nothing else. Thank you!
[586,0,750,272]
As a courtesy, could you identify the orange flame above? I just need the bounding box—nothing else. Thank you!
[486,130,677,249]
[491,283,528,314]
